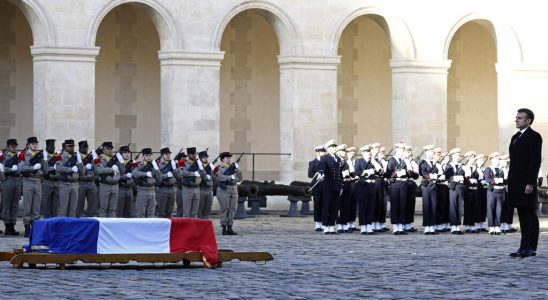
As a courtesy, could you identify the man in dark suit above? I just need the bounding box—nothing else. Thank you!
[507,108,543,258]
[319,139,344,234]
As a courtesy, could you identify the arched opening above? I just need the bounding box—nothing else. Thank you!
[447,20,498,154]
[337,15,392,147]
[0,0,33,142]
[220,10,280,180]
[95,3,161,150]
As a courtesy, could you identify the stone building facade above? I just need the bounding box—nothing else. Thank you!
[1,0,547,184]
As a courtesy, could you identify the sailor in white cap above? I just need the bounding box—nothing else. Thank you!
[319,139,343,234]
[483,152,503,235]
[336,144,352,233]
[346,146,358,232]
[386,142,409,235]
[308,145,326,232]
[474,154,488,232]
[498,154,516,233]
[462,151,479,233]
[445,148,466,234]
[435,150,451,232]
[354,145,376,234]
[370,143,388,232]
[403,145,420,233]
[419,145,439,235]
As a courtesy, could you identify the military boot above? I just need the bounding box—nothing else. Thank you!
[4,224,20,236]
[222,225,228,236]
[227,225,237,235]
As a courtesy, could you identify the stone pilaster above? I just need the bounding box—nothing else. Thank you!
[158,50,224,155]
[496,63,548,166]
[278,55,341,183]
[31,46,99,145]
[390,59,452,148]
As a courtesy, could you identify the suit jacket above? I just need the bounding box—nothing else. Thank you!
[319,154,343,192]
[507,127,543,208]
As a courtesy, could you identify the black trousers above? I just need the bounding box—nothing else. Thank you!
[405,181,417,224]
[349,183,357,223]
[322,190,340,227]
[436,184,450,224]
[501,192,514,224]
[449,185,466,226]
[356,182,375,226]
[517,206,539,251]
[422,183,437,226]
[463,189,477,226]
[373,180,386,223]
[390,181,407,224]
[475,187,487,223]
[313,187,324,222]
[487,190,503,227]
[338,182,353,225]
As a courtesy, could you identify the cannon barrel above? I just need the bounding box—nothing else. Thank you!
[241,180,312,197]
[289,181,312,188]
[237,184,259,197]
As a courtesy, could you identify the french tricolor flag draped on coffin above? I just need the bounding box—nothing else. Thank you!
[27,217,218,265]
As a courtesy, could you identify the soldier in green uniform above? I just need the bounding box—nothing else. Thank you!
[214,152,242,235]
[19,137,43,237]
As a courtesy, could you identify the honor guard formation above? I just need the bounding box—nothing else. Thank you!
[0,137,242,237]
[308,139,544,236]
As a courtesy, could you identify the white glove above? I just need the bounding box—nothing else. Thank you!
[126,173,132,179]
[11,165,18,171]
[171,160,176,169]
[194,171,200,177]
[366,169,375,176]
[0,164,3,172]
[86,163,92,170]
[207,175,211,180]
[43,149,48,161]
[234,162,239,169]
[146,171,152,178]
[494,178,503,184]
[167,171,173,178]
[397,170,406,177]
[464,168,471,178]
[71,166,78,173]
[33,163,41,170]
[342,170,350,177]
[481,180,488,186]
[469,179,478,184]
[112,165,119,172]
[439,175,446,181]
[230,175,236,180]
[430,173,438,180]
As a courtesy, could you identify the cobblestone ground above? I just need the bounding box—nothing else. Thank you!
[0,213,548,299]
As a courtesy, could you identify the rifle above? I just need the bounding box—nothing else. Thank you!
[106,143,130,168]
[82,145,104,165]
[413,149,425,163]
[211,154,221,165]
[217,152,245,189]
[2,150,19,168]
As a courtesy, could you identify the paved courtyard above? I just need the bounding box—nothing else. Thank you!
[0,213,547,299]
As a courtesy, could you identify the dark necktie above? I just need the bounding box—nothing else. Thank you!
[513,131,522,144]
[495,168,500,176]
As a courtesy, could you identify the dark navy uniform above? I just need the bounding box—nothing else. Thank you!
[484,164,504,233]
[319,153,343,231]
[354,157,377,233]
[308,157,323,229]
[445,161,466,232]
[386,156,408,233]
[419,159,438,232]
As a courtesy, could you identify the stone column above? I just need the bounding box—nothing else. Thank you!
[496,63,548,162]
[390,59,452,148]
[158,51,224,155]
[31,46,99,144]
[278,55,341,183]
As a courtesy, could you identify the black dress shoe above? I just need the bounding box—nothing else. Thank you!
[508,228,518,233]
[400,231,408,235]
[480,228,488,232]
[381,228,390,232]
[337,229,344,233]
[315,228,323,232]
[509,250,523,257]
[393,231,400,235]
[519,249,537,258]
[465,229,472,233]
[367,232,376,235]
[361,231,367,235]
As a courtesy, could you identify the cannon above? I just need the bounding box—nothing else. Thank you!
[240,180,312,197]
[237,184,259,197]
[279,181,314,217]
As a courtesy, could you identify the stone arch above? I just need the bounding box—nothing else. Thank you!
[212,0,303,55]
[443,13,523,64]
[87,0,180,50]
[5,0,54,45]
[331,7,416,59]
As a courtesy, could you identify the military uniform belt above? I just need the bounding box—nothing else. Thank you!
[492,186,505,190]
